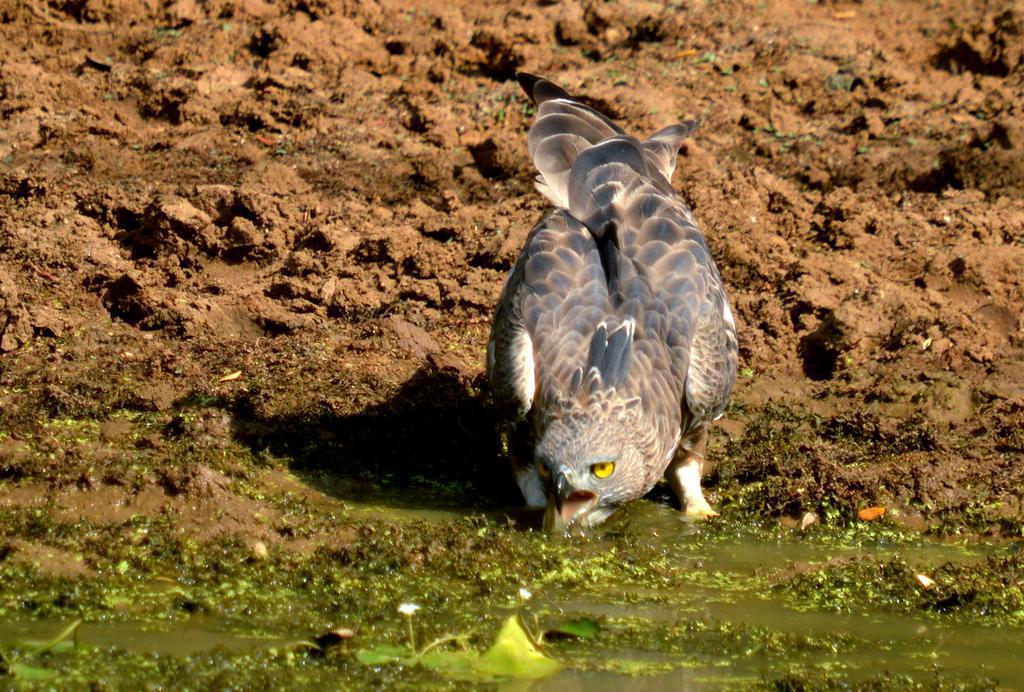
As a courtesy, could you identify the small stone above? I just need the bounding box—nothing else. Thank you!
[602,27,623,45]
[314,627,355,649]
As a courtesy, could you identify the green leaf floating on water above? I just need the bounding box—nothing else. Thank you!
[417,649,480,679]
[543,617,599,641]
[476,614,562,679]
[356,615,561,681]
[10,662,59,681]
[355,645,408,666]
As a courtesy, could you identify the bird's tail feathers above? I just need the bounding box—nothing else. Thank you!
[518,73,625,208]
[518,73,699,208]
[641,119,700,180]
[566,138,648,231]
[517,73,573,104]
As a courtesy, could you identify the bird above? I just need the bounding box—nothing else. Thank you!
[486,74,738,533]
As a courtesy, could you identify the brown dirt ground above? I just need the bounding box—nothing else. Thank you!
[1,0,1023,552]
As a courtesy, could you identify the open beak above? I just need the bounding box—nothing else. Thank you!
[542,473,598,534]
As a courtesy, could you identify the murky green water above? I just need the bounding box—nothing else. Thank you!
[1,488,1020,688]
[549,554,1023,689]
[0,619,294,657]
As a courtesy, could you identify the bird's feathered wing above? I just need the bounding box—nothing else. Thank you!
[488,209,613,421]
[488,74,737,492]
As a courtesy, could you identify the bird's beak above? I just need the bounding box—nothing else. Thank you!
[542,473,598,534]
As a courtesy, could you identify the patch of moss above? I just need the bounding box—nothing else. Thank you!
[711,401,1014,536]
[779,551,1024,627]
[760,669,998,691]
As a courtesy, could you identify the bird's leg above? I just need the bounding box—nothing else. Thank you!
[666,426,718,518]
[506,421,545,507]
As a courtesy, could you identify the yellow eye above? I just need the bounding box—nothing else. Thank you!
[536,463,551,479]
[591,461,615,479]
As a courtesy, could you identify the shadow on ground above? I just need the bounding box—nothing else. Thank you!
[229,366,521,512]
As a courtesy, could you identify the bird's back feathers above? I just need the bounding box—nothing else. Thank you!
[489,75,737,487]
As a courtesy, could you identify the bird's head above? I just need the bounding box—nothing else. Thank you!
[534,402,645,533]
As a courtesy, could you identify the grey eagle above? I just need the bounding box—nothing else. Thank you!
[486,74,738,532]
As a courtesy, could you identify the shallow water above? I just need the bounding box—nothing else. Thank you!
[531,505,1018,687]
[3,536,1018,688]
[553,585,1024,689]
[1,492,1019,688]
[0,619,294,657]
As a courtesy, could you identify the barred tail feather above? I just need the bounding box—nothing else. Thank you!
[641,119,701,180]
[518,73,624,209]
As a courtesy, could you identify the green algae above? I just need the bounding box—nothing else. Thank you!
[2,496,1022,688]
[780,550,1024,627]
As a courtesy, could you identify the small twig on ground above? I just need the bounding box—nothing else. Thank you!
[33,266,59,283]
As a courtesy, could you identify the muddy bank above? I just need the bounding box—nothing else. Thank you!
[1,0,1022,537]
